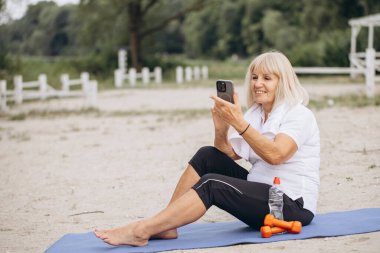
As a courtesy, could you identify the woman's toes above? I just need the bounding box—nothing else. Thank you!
[100,233,109,240]
[95,230,109,240]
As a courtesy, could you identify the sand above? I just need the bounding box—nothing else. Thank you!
[0,83,379,253]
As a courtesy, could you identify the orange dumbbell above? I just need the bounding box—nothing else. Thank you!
[263,214,302,234]
[260,226,286,238]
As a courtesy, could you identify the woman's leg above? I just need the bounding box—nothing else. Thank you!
[96,146,249,243]
[168,146,248,205]
[95,189,206,246]
[193,173,271,230]
[168,164,200,204]
[153,164,200,239]
[156,146,248,238]
[192,173,314,230]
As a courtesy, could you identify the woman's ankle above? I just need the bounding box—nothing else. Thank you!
[134,221,151,241]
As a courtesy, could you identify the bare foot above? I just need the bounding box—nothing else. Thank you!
[94,222,149,246]
[152,229,178,240]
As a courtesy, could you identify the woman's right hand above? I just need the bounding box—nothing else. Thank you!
[211,106,230,135]
[211,106,240,160]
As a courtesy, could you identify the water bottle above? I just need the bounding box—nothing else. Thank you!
[268,177,284,220]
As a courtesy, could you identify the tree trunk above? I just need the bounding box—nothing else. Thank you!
[128,1,142,69]
[126,0,206,69]
[129,30,140,70]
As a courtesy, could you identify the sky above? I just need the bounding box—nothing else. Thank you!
[2,0,79,22]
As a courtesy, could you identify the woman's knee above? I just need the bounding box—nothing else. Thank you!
[198,173,220,183]
[189,146,220,176]
[195,146,219,159]
[192,173,222,208]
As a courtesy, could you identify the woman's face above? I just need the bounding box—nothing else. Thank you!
[250,71,279,108]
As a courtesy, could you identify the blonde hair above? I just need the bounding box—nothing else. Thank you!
[244,51,309,109]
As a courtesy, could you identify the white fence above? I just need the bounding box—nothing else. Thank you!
[176,66,208,84]
[114,49,162,87]
[295,14,380,98]
[293,67,363,75]
[115,67,162,88]
[0,80,7,111]
[294,48,379,98]
[0,72,97,112]
[60,72,97,107]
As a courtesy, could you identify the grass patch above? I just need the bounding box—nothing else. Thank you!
[9,113,27,121]
[4,55,369,91]
[308,93,380,110]
[107,108,211,121]
[8,131,31,142]
[1,107,211,121]
[3,108,101,120]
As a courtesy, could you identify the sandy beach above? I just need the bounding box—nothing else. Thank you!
[0,83,379,253]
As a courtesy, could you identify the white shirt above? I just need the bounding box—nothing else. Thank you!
[229,103,320,214]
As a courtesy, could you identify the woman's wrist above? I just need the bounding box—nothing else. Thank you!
[239,123,250,135]
[234,120,249,134]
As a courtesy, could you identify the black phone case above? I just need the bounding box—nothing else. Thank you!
[216,80,234,103]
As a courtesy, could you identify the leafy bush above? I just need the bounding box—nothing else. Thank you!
[288,42,325,67]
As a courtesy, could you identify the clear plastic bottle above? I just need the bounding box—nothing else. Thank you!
[268,177,284,220]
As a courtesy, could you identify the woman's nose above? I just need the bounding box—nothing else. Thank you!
[254,77,264,87]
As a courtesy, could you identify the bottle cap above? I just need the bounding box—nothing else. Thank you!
[273,177,280,185]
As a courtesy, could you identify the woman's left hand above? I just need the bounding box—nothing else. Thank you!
[210,93,247,133]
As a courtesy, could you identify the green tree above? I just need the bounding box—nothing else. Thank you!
[79,0,208,68]
[183,0,246,59]
[2,2,76,55]
[1,0,380,74]
[261,10,300,52]
[125,0,208,68]
[182,6,218,58]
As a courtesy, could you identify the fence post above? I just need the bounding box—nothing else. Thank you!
[201,66,209,80]
[154,67,162,84]
[39,74,48,100]
[193,66,201,81]
[85,80,97,108]
[176,66,183,84]
[81,72,90,94]
[14,75,23,104]
[114,69,124,88]
[185,66,192,82]
[118,49,127,71]
[60,74,70,95]
[350,26,360,79]
[142,67,150,85]
[129,68,137,87]
[365,48,375,98]
[0,80,7,111]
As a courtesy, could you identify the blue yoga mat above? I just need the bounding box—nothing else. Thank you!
[45,208,380,253]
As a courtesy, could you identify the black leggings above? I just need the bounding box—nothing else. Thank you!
[189,146,314,230]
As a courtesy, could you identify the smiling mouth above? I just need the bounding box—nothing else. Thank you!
[255,90,267,94]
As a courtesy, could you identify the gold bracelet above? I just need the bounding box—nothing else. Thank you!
[239,123,250,135]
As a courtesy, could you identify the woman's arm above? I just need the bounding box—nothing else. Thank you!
[236,125,297,165]
[211,108,241,160]
[211,94,297,165]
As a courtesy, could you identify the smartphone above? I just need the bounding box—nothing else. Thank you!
[216,80,234,103]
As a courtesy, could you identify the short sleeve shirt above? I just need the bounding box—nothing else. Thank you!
[229,103,320,214]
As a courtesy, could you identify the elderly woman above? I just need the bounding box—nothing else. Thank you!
[95,51,320,246]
